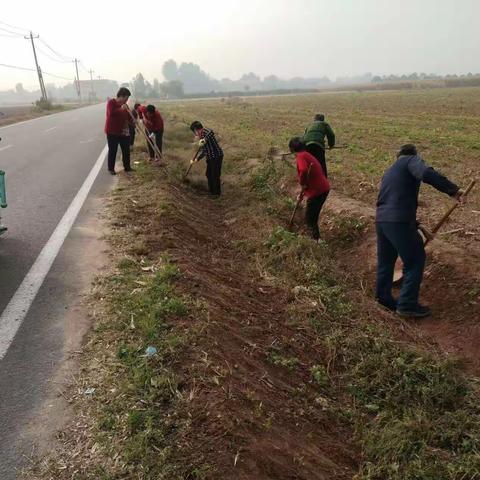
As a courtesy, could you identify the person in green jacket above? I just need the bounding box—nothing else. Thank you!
[303,113,335,177]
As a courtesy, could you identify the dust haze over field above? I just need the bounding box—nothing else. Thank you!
[1,0,479,90]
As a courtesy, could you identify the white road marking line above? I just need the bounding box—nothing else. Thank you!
[0,144,108,361]
[79,138,95,144]
[44,126,57,133]
[0,144,13,152]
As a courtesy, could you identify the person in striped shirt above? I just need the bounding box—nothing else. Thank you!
[190,121,224,197]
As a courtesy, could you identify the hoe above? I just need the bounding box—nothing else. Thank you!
[183,146,203,180]
[288,163,312,230]
[393,179,476,285]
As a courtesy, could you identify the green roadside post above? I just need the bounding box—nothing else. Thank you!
[0,170,6,208]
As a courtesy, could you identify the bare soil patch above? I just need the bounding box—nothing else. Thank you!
[142,180,358,479]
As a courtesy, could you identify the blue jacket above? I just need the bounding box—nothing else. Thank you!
[376,155,459,223]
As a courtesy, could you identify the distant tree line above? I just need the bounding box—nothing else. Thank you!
[128,59,332,99]
[2,62,480,104]
[371,72,480,83]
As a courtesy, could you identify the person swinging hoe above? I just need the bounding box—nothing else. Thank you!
[190,121,224,198]
[375,144,464,318]
[289,136,330,241]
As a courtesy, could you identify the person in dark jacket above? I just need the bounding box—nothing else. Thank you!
[376,144,463,318]
[104,87,133,175]
[143,104,164,160]
[289,137,330,240]
[303,114,335,177]
[190,121,224,197]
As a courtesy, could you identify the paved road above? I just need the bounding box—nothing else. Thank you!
[0,104,114,478]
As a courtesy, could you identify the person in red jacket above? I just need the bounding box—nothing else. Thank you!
[289,136,330,240]
[143,104,164,161]
[104,87,133,175]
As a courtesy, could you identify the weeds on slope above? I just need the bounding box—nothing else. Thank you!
[166,102,480,479]
[255,214,480,479]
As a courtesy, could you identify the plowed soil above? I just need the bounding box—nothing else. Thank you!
[147,179,358,479]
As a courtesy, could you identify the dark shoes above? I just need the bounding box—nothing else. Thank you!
[124,168,135,172]
[376,297,397,312]
[396,305,431,318]
[109,170,116,175]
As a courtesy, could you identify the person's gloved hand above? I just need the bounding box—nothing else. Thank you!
[198,139,206,147]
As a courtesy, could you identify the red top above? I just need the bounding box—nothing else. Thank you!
[143,109,164,132]
[296,151,330,198]
[104,98,129,135]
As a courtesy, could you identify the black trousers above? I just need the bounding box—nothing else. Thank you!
[206,155,223,195]
[107,134,131,171]
[306,143,327,177]
[305,191,329,240]
[147,130,163,158]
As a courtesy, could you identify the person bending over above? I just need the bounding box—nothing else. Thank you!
[376,144,462,318]
[289,136,330,241]
[143,104,164,161]
[190,121,224,197]
[303,113,335,177]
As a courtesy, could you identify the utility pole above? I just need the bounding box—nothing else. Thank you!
[73,58,81,102]
[25,31,47,101]
[88,69,96,102]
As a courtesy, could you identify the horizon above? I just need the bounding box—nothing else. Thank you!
[1,0,479,91]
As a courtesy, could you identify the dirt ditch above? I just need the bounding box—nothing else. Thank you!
[319,191,480,373]
[146,180,358,479]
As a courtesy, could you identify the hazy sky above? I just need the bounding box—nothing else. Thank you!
[1,0,479,90]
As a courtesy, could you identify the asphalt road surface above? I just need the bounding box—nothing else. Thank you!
[0,103,114,478]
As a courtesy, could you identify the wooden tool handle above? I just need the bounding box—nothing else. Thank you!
[288,197,302,229]
[425,179,476,244]
[184,147,202,178]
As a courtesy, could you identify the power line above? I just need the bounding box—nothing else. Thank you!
[43,70,73,81]
[79,61,90,73]
[1,19,94,101]
[0,19,30,33]
[37,45,72,64]
[38,38,72,62]
[0,63,73,82]
[0,62,36,72]
[0,26,24,37]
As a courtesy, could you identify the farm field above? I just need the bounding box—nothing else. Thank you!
[28,87,480,480]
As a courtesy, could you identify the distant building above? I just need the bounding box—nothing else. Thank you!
[77,79,119,101]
